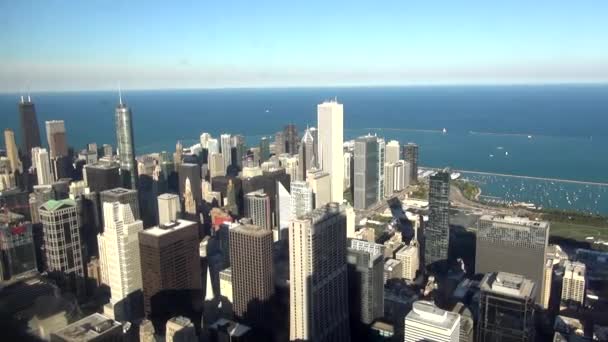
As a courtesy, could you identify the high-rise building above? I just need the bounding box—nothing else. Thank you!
[317,100,344,203]
[220,134,232,169]
[139,219,202,316]
[561,260,586,309]
[115,93,138,189]
[377,138,385,201]
[100,188,140,221]
[476,215,549,305]
[32,147,53,185]
[404,301,460,342]
[396,243,419,281]
[291,180,314,219]
[4,129,22,174]
[384,162,395,198]
[478,272,536,342]
[306,168,331,208]
[402,143,418,184]
[208,152,226,178]
[178,163,202,206]
[231,135,246,168]
[158,193,180,225]
[425,170,450,269]
[229,224,274,329]
[284,124,298,154]
[385,140,400,164]
[103,144,113,158]
[45,120,68,159]
[274,131,285,155]
[276,181,291,241]
[98,202,143,321]
[0,212,37,280]
[343,151,352,191]
[183,178,196,215]
[393,160,409,191]
[39,199,84,295]
[244,191,272,230]
[259,137,270,162]
[18,95,42,162]
[298,127,316,181]
[354,135,379,210]
[50,313,124,342]
[347,239,384,326]
[83,163,121,193]
[289,203,350,341]
[165,316,197,342]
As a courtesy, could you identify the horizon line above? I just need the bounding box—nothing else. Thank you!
[1,80,607,95]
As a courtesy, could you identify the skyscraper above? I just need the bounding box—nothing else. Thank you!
[0,212,37,280]
[98,202,143,321]
[244,191,272,230]
[306,168,331,208]
[18,95,41,162]
[478,272,536,342]
[284,124,298,154]
[158,193,180,225]
[115,93,138,189]
[183,178,196,215]
[424,169,450,270]
[404,301,460,342]
[220,133,232,170]
[289,203,350,341]
[274,131,285,155]
[347,239,384,327]
[178,163,202,206]
[476,215,549,305]
[208,152,226,179]
[354,135,378,210]
[291,180,314,219]
[317,100,344,203]
[395,243,419,281]
[229,224,274,330]
[231,134,246,168]
[385,140,400,164]
[100,188,140,221]
[377,138,385,201]
[3,129,22,174]
[39,199,84,295]
[83,163,121,193]
[45,120,68,159]
[561,260,586,309]
[259,137,270,162]
[138,219,202,317]
[165,316,197,342]
[402,143,419,184]
[32,147,53,185]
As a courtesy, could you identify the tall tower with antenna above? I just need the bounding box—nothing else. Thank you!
[115,89,138,189]
[18,93,41,166]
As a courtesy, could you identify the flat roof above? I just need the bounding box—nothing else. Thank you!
[407,301,460,331]
[230,223,272,237]
[158,193,179,200]
[480,272,536,298]
[209,318,251,337]
[480,215,549,229]
[52,313,121,341]
[142,219,197,237]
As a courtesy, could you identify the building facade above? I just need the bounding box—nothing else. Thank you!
[561,260,586,309]
[157,193,180,225]
[354,135,379,210]
[317,100,344,203]
[347,239,384,326]
[19,96,42,163]
[404,301,460,342]
[244,191,272,230]
[115,95,138,189]
[45,120,68,159]
[424,170,450,269]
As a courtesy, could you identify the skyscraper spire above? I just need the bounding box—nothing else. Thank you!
[118,84,123,106]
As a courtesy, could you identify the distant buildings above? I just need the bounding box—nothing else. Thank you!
[259,137,270,163]
[178,163,202,207]
[476,215,549,305]
[220,133,232,170]
[478,272,536,342]
[244,191,272,230]
[98,202,143,321]
[39,199,84,296]
[32,147,53,186]
[317,100,344,203]
[4,129,23,173]
[298,127,316,180]
[229,224,274,330]
[404,301,460,342]
[138,219,202,317]
[561,260,586,309]
[284,124,298,154]
[208,152,226,179]
[289,203,350,341]
[385,140,400,164]
[114,94,138,189]
[402,143,418,184]
[424,170,450,269]
[354,135,379,210]
[347,239,384,326]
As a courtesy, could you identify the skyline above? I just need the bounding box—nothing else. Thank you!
[2,1,608,92]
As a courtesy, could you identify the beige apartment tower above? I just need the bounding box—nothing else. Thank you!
[317,100,344,203]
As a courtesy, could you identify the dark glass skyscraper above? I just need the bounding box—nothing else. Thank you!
[115,94,138,189]
[402,143,419,184]
[424,169,450,270]
[18,95,41,163]
[284,124,298,154]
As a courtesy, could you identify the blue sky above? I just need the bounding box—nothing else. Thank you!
[1,0,607,91]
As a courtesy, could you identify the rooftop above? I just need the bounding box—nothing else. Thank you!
[40,199,76,212]
[230,223,272,237]
[158,193,179,200]
[480,215,550,229]
[407,301,460,331]
[480,272,536,299]
[52,313,121,341]
[209,318,251,337]
[101,187,136,195]
[142,219,197,237]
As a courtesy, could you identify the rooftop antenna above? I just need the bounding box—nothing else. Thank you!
[118,83,123,105]
[20,95,24,104]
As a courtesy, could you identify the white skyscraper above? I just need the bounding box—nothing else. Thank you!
[220,134,232,169]
[561,260,586,308]
[158,193,181,225]
[291,181,313,219]
[32,147,52,185]
[404,301,460,342]
[98,202,144,319]
[289,203,350,341]
[207,138,219,154]
[208,152,226,178]
[317,100,344,203]
[386,140,400,164]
